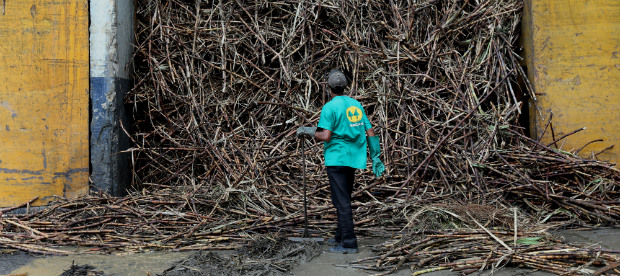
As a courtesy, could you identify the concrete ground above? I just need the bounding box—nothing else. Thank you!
[2,228,619,276]
[291,238,552,276]
[1,250,191,276]
[0,250,33,275]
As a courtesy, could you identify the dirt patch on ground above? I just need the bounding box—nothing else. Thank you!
[59,263,106,276]
[160,236,321,276]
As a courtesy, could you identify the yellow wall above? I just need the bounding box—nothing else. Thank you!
[0,1,89,206]
[523,0,620,164]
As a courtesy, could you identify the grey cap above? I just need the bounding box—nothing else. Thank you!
[327,70,347,89]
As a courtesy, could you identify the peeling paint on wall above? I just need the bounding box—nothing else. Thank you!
[89,0,134,196]
[0,0,89,207]
[524,0,620,165]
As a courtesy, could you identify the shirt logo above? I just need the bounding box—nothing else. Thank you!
[346,106,363,123]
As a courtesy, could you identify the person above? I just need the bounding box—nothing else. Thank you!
[297,69,385,254]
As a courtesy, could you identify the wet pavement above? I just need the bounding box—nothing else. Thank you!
[3,250,191,276]
[2,228,620,276]
[0,250,33,275]
[291,238,552,276]
[557,228,620,248]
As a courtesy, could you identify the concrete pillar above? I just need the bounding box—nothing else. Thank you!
[522,0,620,164]
[90,0,134,196]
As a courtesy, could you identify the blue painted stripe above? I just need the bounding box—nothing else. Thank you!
[90,76,132,196]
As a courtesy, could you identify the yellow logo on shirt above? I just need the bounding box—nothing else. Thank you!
[346,106,363,123]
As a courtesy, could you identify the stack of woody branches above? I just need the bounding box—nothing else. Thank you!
[351,205,620,275]
[126,0,619,225]
[1,0,619,273]
[355,227,620,276]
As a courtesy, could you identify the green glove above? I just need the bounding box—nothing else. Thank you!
[296,126,316,138]
[367,136,385,177]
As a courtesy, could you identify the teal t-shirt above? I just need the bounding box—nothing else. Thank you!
[317,96,372,169]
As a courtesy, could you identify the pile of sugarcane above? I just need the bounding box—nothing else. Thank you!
[125,0,619,225]
[354,228,620,275]
[1,0,619,274]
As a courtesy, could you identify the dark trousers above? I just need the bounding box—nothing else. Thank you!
[327,166,357,249]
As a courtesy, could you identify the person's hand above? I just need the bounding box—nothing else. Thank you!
[372,158,385,177]
[296,127,316,138]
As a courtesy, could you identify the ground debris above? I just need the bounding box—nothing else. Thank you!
[354,228,620,276]
[59,262,105,276]
[160,236,321,276]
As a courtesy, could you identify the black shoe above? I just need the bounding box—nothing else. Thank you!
[328,245,358,254]
[326,238,341,246]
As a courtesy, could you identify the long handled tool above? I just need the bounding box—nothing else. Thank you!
[302,140,309,237]
[288,139,324,243]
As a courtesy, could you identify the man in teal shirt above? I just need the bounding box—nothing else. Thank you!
[297,69,385,253]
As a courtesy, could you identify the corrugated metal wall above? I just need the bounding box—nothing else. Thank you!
[0,0,89,207]
[523,0,620,164]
